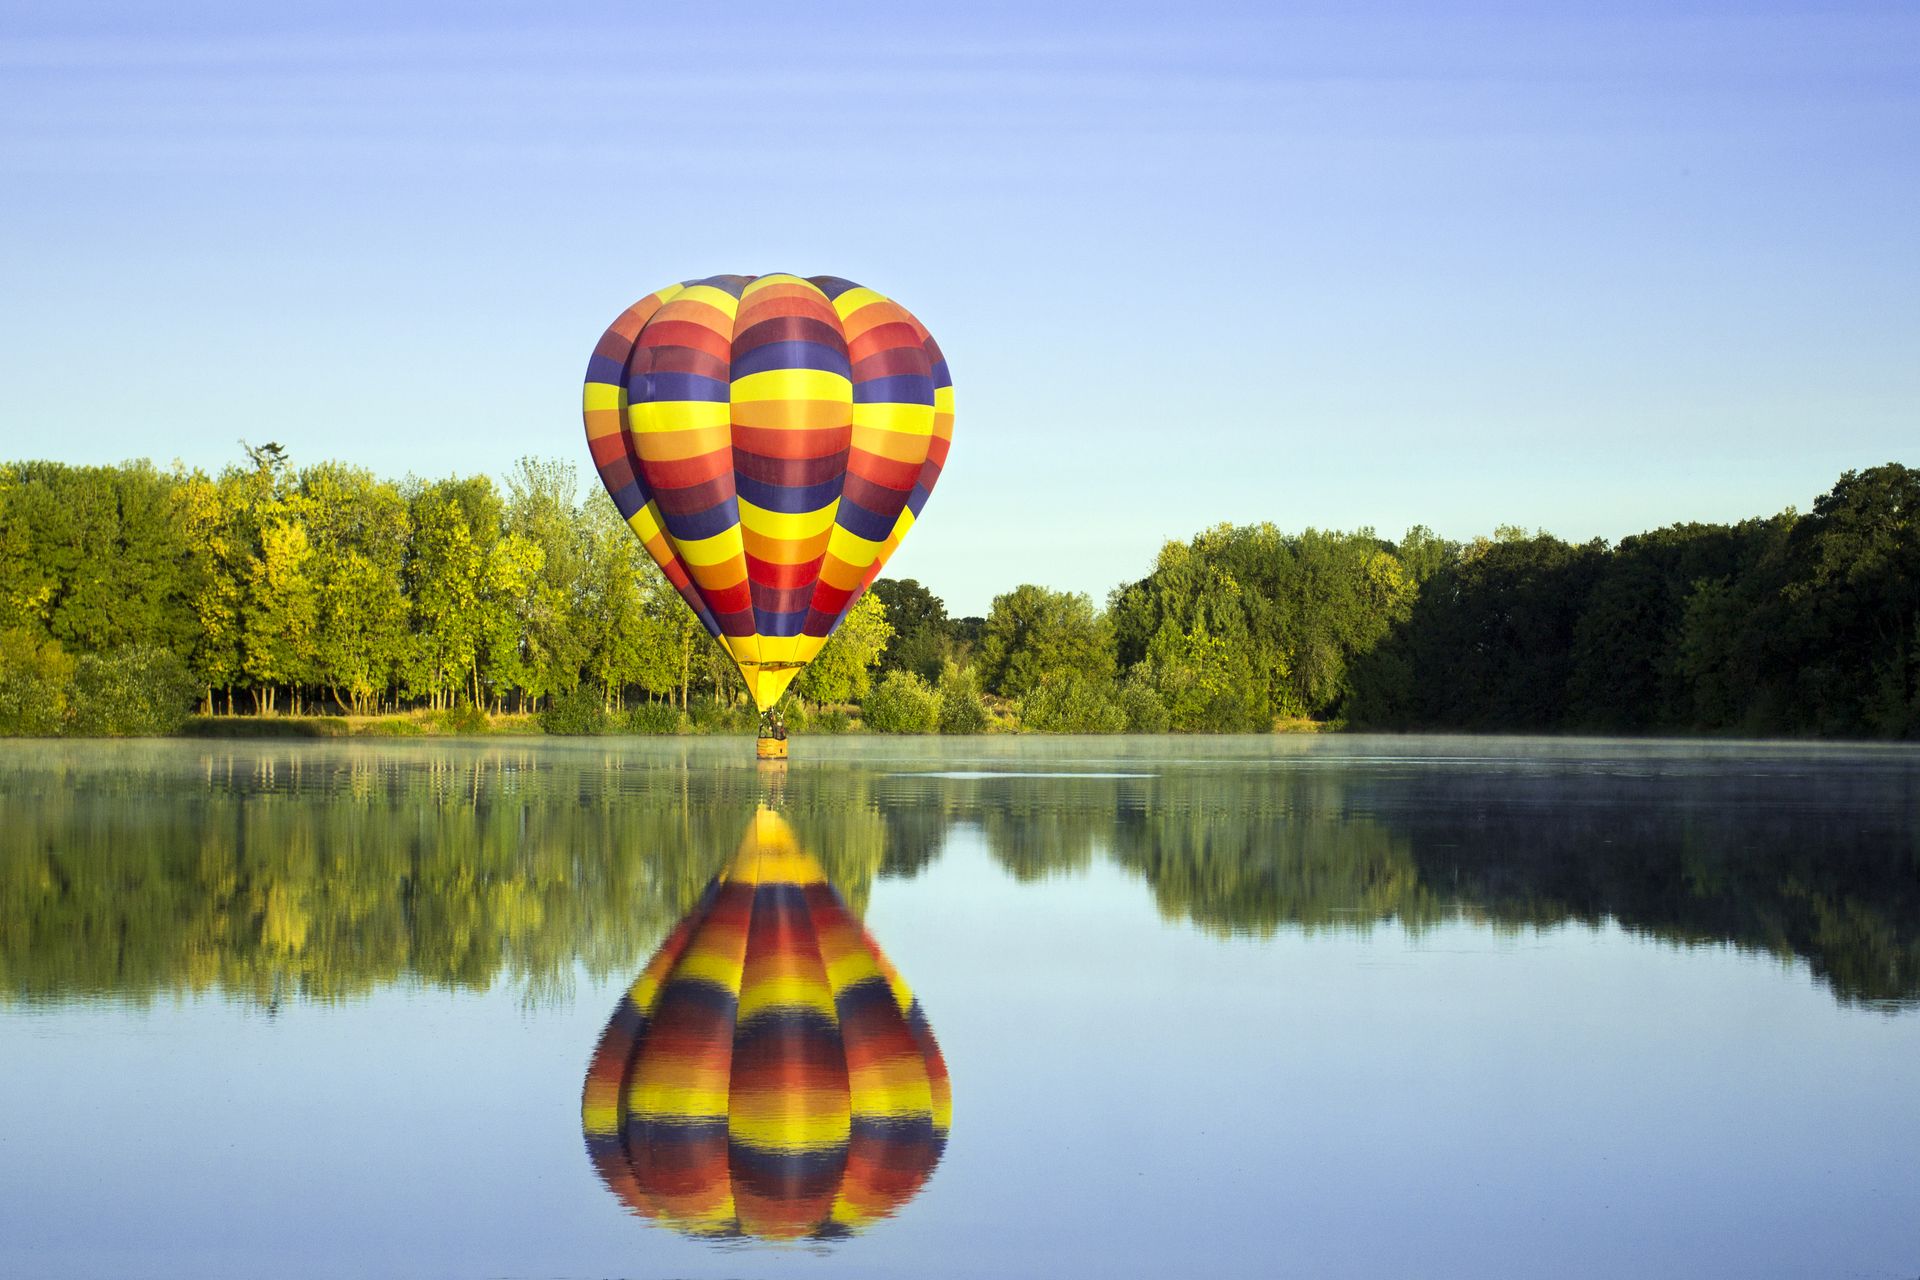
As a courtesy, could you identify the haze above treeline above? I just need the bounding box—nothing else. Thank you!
[0,449,1915,740]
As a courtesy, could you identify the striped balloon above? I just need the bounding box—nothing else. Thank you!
[583,274,954,710]
[581,807,951,1240]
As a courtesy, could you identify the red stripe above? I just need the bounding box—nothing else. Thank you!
[589,434,631,467]
[746,554,824,591]
[640,319,733,361]
[637,345,731,380]
[847,321,924,363]
[645,451,733,488]
[731,425,850,460]
[750,582,815,613]
[850,345,930,380]
[845,451,923,491]
[651,477,735,516]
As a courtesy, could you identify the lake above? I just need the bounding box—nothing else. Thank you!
[2,735,1917,1279]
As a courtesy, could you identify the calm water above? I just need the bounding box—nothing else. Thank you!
[2,736,1918,1280]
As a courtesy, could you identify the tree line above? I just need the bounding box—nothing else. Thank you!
[1,450,1915,737]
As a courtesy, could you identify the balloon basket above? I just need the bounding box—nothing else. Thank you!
[756,736,788,761]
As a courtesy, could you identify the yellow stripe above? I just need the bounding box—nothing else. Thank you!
[934,385,955,413]
[663,1200,739,1238]
[831,286,888,320]
[849,1058,934,1117]
[729,847,826,887]
[750,667,800,710]
[755,634,801,667]
[630,400,730,433]
[626,504,665,543]
[724,633,760,665]
[727,1095,851,1151]
[823,942,886,995]
[852,402,934,434]
[737,495,840,541]
[730,367,851,403]
[738,972,838,1020]
[824,525,884,569]
[674,950,746,992]
[827,1195,872,1228]
[631,1080,730,1118]
[674,284,742,317]
[674,527,746,568]
[581,1097,619,1135]
[583,382,622,413]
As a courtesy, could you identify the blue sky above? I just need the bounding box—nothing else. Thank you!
[2,0,1915,615]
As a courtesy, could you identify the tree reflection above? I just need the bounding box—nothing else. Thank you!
[0,744,1914,1008]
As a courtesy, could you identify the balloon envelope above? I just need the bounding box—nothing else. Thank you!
[582,808,951,1240]
[583,275,954,710]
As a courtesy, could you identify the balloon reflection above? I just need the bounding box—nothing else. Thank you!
[582,806,949,1241]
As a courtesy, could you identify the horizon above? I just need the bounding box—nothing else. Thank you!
[3,0,1915,617]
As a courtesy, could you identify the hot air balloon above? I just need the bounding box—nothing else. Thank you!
[583,275,954,748]
[581,807,950,1241]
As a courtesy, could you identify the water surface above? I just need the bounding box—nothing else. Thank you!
[2,736,1917,1279]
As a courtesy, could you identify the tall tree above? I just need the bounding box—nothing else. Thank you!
[871,578,951,680]
[976,584,1115,700]
[241,519,318,713]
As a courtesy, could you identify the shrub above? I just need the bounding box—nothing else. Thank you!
[1022,671,1126,734]
[862,670,939,733]
[935,663,989,734]
[538,687,609,735]
[0,629,75,736]
[799,706,853,735]
[67,644,199,735]
[687,700,755,735]
[354,717,425,737]
[436,701,492,735]
[624,702,685,734]
[1118,671,1171,733]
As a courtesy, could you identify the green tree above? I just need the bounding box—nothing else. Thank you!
[70,645,196,735]
[935,661,990,734]
[797,591,892,705]
[505,458,591,707]
[579,493,677,709]
[1021,671,1126,733]
[479,532,546,711]
[405,479,495,710]
[0,461,194,655]
[0,628,75,735]
[976,585,1115,699]
[862,669,940,732]
[300,464,411,715]
[241,519,318,713]
[871,578,951,680]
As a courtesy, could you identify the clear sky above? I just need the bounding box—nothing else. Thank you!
[2,0,1915,615]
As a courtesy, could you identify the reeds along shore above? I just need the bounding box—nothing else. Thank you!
[0,455,1916,738]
